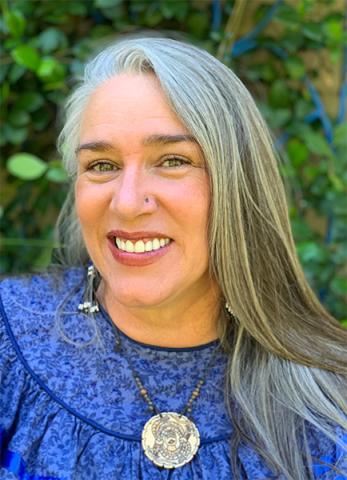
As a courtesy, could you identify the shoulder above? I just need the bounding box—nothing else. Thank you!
[0,267,86,385]
[0,266,96,432]
[0,267,84,315]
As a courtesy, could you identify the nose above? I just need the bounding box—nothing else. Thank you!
[109,165,156,220]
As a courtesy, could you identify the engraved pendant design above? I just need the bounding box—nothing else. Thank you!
[141,412,200,469]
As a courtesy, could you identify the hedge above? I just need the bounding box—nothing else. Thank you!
[1,0,346,322]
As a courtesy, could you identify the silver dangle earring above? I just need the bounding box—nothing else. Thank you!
[225,302,235,317]
[78,264,100,314]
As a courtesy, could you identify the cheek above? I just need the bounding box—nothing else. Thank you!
[165,184,210,272]
[75,181,91,227]
[173,179,210,235]
[74,179,108,229]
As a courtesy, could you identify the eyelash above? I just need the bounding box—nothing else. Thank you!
[86,156,190,172]
[160,156,190,168]
[86,161,116,172]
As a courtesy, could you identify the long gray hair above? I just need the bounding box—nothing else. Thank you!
[57,37,347,479]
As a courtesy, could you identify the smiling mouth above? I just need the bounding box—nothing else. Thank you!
[112,236,171,253]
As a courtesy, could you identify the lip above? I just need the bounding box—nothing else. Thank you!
[107,230,171,242]
[107,234,173,267]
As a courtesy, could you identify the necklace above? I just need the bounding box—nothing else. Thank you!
[112,324,221,469]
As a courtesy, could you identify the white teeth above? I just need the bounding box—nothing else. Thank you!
[152,238,160,250]
[134,240,145,253]
[145,240,153,252]
[115,236,170,253]
[125,240,134,253]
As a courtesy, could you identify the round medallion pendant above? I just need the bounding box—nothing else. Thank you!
[141,412,200,469]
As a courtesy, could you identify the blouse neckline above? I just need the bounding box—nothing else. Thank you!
[99,303,221,353]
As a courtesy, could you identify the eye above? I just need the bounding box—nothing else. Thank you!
[87,161,118,172]
[160,156,190,168]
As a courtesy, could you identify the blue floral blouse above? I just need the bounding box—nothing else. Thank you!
[0,269,346,479]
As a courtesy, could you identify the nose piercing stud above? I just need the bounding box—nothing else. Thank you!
[145,197,150,203]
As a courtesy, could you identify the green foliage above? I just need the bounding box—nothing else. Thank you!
[1,0,346,321]
[7,153,47,180]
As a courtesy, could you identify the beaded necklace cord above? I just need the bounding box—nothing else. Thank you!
[111,321,221,469]
[77,264,226,469]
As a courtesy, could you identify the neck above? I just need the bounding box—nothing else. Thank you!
[97,283,221,348]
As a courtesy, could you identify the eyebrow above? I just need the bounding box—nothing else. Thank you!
[143,134,197,146]
[75,134,198,154]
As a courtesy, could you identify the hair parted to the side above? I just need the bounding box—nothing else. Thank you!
[56,37,347,479]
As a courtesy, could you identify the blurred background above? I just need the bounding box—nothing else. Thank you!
[0,0,346,322]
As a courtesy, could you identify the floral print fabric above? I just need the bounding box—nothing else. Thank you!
[0,269,346,479]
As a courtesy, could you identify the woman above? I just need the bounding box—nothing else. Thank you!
[1,37,346,480]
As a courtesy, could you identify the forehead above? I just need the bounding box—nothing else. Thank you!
[80,73,189,139]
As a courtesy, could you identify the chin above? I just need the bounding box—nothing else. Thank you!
[118,294,173,310]
[106,281,176,309]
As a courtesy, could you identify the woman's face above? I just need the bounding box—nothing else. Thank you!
[75,73,215,310]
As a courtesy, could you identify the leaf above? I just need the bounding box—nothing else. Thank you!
[37,57,65,81]
[144,8,163,27]
[187,12,209,38]
[8,63,26,83]
[11,45,40,71]
[280,32,303,53]
[70,59,85,77]
[32,109,51,131]
[297,242,328,263]
[303,165,319,181]
[259,103,291,128]
[294,99,312,119]
[4,10,26,37]
[65,2,88,15]
[37,58,57,77]
[161,2,176,19]
[32,247,53,270]
[16,92,44,112]
[37,28,68,53]
[287,138,308,167]
[8,109,30,127]
[1,81,10,104]
[95,0,122,6]
[333,123,347,148]
[285,57,305,80]
[0,63,9,84]
[323,19,343,43]
[259,64,277,82]
[304,131,333,158]
[46,162,68,183]
[330,47,341,64]
[303,24,322,42]
[331,277,347,296]
[268,80,291,108]
[291,217,313,240]
[160,1,189,21]
[7,153,47,180]
[271,109,291,128]
[328,173,345,192]
[3,124,28,145]
[46,90,67,104]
